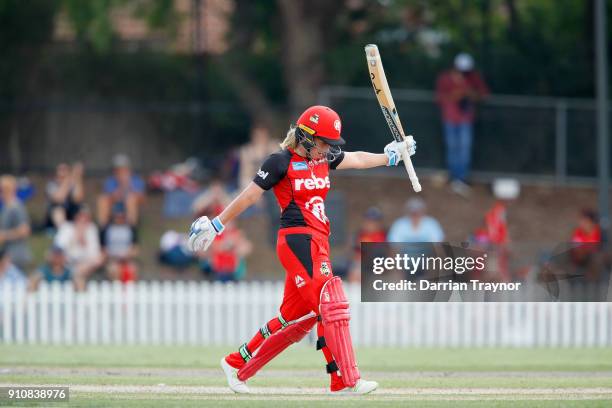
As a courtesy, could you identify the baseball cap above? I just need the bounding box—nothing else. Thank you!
[405,197,426,213]
[112,153,131,168]
[454,53,474,72]
[364,207,383,221]
[50,245,65,255]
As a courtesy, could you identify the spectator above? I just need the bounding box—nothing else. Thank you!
[28,246,74,291]
[0,175,32,270]
[0,247,26,293]
[159,231,193,267]
[101,209,139,283]
[571,209,601,244]
[201,221,252,282]
[45,162,84,230]
[569,209,603,278]
[470,201,510,281]
[348,207,387,283]
[0,177,35,208]
[54,206,103,291]
[97,154,145,226]
[436,52,489,196]
[387,198,444,242]
[481,201,509,245]
[192,178,232,218]
[238,123,278,191]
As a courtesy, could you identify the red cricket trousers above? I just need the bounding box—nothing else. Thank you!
[225,227,344,390]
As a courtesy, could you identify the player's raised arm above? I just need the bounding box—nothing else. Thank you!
[335,136,416,170]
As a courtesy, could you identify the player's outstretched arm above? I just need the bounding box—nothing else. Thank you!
[336,136,416,170]
[218,182,265,225]
[188,182,264,252]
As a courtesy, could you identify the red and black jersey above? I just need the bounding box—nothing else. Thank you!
[253,148,344,236]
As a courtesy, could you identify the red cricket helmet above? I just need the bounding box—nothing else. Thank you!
[296,105,345,146]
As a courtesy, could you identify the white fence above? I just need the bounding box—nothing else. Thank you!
[1,281,611,347]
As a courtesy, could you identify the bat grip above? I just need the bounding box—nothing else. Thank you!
[402,154,422,193]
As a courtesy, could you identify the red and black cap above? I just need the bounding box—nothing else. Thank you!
[296,105,345,146]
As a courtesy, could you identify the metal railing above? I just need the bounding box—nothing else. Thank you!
[319,86,612,185]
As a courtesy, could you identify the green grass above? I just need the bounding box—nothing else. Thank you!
[2,345,612,371]
[1,345,612,407]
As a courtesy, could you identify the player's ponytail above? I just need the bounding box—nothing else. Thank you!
[280,126,298,149]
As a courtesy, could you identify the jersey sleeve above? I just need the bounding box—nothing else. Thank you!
[252,151,290,190]
[329,151,345,170]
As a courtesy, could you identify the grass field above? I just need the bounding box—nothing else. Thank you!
[1,345,612,407]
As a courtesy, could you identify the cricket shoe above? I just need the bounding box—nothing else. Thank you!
[331,379,378,395]
[220,357,250,394]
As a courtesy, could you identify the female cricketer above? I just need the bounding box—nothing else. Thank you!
[188,105,415,394]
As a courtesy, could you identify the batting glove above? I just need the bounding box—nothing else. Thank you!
[187,216,225,252]
[384,136,416,166]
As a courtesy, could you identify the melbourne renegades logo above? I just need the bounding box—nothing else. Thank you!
[305,196,328,224]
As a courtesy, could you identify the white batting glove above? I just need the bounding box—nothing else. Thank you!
[384,136,416,166]
[187,216,224,252]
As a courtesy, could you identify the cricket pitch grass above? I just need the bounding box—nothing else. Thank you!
[1,345,612,407]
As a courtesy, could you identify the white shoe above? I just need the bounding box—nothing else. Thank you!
[220,357,250,394]
[451,180,471,198]
[332,379,378,395]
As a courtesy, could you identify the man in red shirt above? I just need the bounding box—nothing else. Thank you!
[570,209,602,273]
[436,53,489,195]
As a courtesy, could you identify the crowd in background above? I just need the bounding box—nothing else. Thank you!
[0,53,606,293]
[0,148,603,293]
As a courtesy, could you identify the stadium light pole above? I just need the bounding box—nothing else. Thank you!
[595,0,609,242]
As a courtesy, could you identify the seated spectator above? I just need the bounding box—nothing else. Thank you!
[54,206,103,290]
[45,162,84,231]
[572,209,601,244]
[0,247,26,293]
[101,209,139,283]
[159,230,194,269]
[148,158,200,193]
[200,221,252,282]
[348,207,387,283]
[0,175,32,271]
[469,200,511,281]
[28,246,74,291]
[570,209,603,278]
[387,198,444,242]
[192,178,232,218]
[97,154,145,227]
[0,177,35,208]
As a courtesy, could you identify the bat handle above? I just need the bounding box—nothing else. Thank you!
[402,154,422,193]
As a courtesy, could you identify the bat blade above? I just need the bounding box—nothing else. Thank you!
[365,44,421,192]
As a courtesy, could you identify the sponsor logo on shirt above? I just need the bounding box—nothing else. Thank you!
[257,169,269,180]
[291,161,308,171]
[320,261,331,276]
[294,175,330,191]
[295,275,305,287]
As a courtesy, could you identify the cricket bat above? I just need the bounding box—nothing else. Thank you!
[365,44,421,192]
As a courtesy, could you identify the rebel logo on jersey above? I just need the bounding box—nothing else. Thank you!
[294,175,330,191]
[252,145,344,237]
